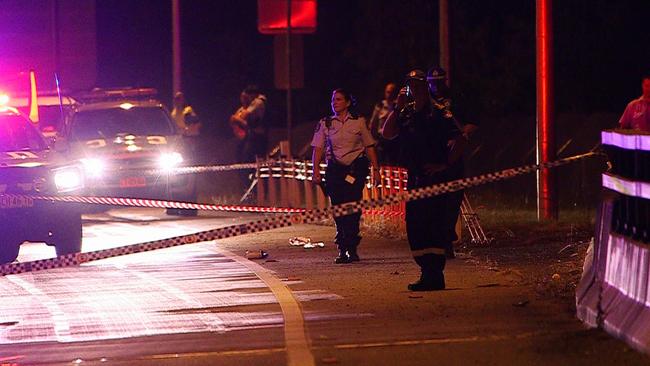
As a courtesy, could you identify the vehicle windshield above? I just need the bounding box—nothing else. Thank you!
[69,107,175,140]
[0,114,48,152]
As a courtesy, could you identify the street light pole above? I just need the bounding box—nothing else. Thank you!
[172,0,181,94]
[439,0,450,84]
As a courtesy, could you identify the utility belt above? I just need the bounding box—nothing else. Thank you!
[326,155,369,185]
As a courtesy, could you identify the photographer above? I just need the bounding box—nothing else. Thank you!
[311,88,381,264]
[382,70,467,291]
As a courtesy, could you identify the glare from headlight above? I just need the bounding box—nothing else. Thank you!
[81,158,105,178]
[54,169,83,192]
[159,152,183,172]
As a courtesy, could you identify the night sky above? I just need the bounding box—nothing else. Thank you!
[95,0,650,136]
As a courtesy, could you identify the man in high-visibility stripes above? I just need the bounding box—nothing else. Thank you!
[382,69,467,291]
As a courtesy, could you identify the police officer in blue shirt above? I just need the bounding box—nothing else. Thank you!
[312,88,381,264]
[382,70,467,291]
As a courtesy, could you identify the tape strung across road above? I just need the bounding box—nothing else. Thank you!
[12,194,306,214]
[0,151,598,277]
[144,161,258,176]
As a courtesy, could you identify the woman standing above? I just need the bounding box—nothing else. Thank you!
[311,89,381,264]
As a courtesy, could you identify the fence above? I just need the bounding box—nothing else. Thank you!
[255,159,489,243]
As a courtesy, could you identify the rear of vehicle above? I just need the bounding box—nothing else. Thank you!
[12,93,78,142]
[66,98,197,214]
[0,106,84,264]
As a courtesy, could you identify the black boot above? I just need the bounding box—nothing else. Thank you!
[409,253,446,291]
[335,248,351,264]
[347,247,360,262]
[408,271,445,291]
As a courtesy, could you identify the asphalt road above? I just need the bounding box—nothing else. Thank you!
[0,208,649,365]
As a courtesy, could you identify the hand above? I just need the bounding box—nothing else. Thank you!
[312,169,322,184]
[423,163,447,176]
[395,87,409,111]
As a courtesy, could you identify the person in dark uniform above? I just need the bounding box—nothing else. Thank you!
[311,88,381,264]
[427,66,478,258]
[426,67,478,140]
[382,70,467,291]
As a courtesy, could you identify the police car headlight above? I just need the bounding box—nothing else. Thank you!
[159,152,183,172]
[81,158,105,178]
[54,168,84,192]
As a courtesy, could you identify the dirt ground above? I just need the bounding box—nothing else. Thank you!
[215,209,650,365]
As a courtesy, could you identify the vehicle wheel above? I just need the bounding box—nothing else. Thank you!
[166,180,198,217]
[53,213,83,256]
[0,237,21,264]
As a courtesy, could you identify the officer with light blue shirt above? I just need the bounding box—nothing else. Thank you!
[312,88,381,264]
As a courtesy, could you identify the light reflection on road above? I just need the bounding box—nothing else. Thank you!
[0,208,342,345]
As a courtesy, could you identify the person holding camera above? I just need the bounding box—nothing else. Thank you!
[311,88,381,264]
[382,70,467,291]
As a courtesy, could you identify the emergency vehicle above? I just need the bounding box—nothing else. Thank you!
[63,88,197,216]
[0,96,84,264]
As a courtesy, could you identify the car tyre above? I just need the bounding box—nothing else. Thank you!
[0,234,21,264]
[166,180,198,217]
[54,213,83,256]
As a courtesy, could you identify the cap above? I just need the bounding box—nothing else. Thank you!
[426,67,447,81]
[405,69,427,83]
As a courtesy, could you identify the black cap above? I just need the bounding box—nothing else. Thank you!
[405,69,427,83]
[426,67,447,81]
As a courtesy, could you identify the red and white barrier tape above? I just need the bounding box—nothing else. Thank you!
[0,151,597,276]
[2,194,305,214]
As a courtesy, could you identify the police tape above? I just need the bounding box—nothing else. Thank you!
[1,194,306,214]
[0,151,598,276]
[144,162,259,176]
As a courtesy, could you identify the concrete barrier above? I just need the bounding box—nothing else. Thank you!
[577,129,650,353]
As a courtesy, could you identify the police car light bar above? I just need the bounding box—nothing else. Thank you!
[74,87,158,103]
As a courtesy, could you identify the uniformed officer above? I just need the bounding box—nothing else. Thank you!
[382,70,467,291]
[312,88,381,264]
[427,66,478,140]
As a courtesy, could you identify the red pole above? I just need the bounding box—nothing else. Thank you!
[536,0,557,220]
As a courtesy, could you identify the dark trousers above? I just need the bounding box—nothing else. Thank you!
[406,174,463,276]
[325,157,369,252]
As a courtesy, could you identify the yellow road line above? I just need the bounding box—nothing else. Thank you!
[217,248,315,366]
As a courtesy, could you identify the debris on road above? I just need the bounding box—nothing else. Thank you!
[289,236,311,246]
[289,236,325,249]
[245,250,268,260]
[303,242,325,249]
[513,300,530,307]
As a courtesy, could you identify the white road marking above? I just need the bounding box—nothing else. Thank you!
[5,275,72,343]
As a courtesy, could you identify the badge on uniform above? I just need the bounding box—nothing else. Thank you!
[345,174,356,184]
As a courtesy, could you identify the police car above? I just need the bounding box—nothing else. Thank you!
[0,98,84,264]
[63,89,197,215]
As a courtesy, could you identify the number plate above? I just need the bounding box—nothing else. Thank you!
[119,176,146,188]
[0,196,34,208]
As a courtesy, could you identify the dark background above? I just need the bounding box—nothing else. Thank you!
[95,0,650,207]
[95,0,650,126]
